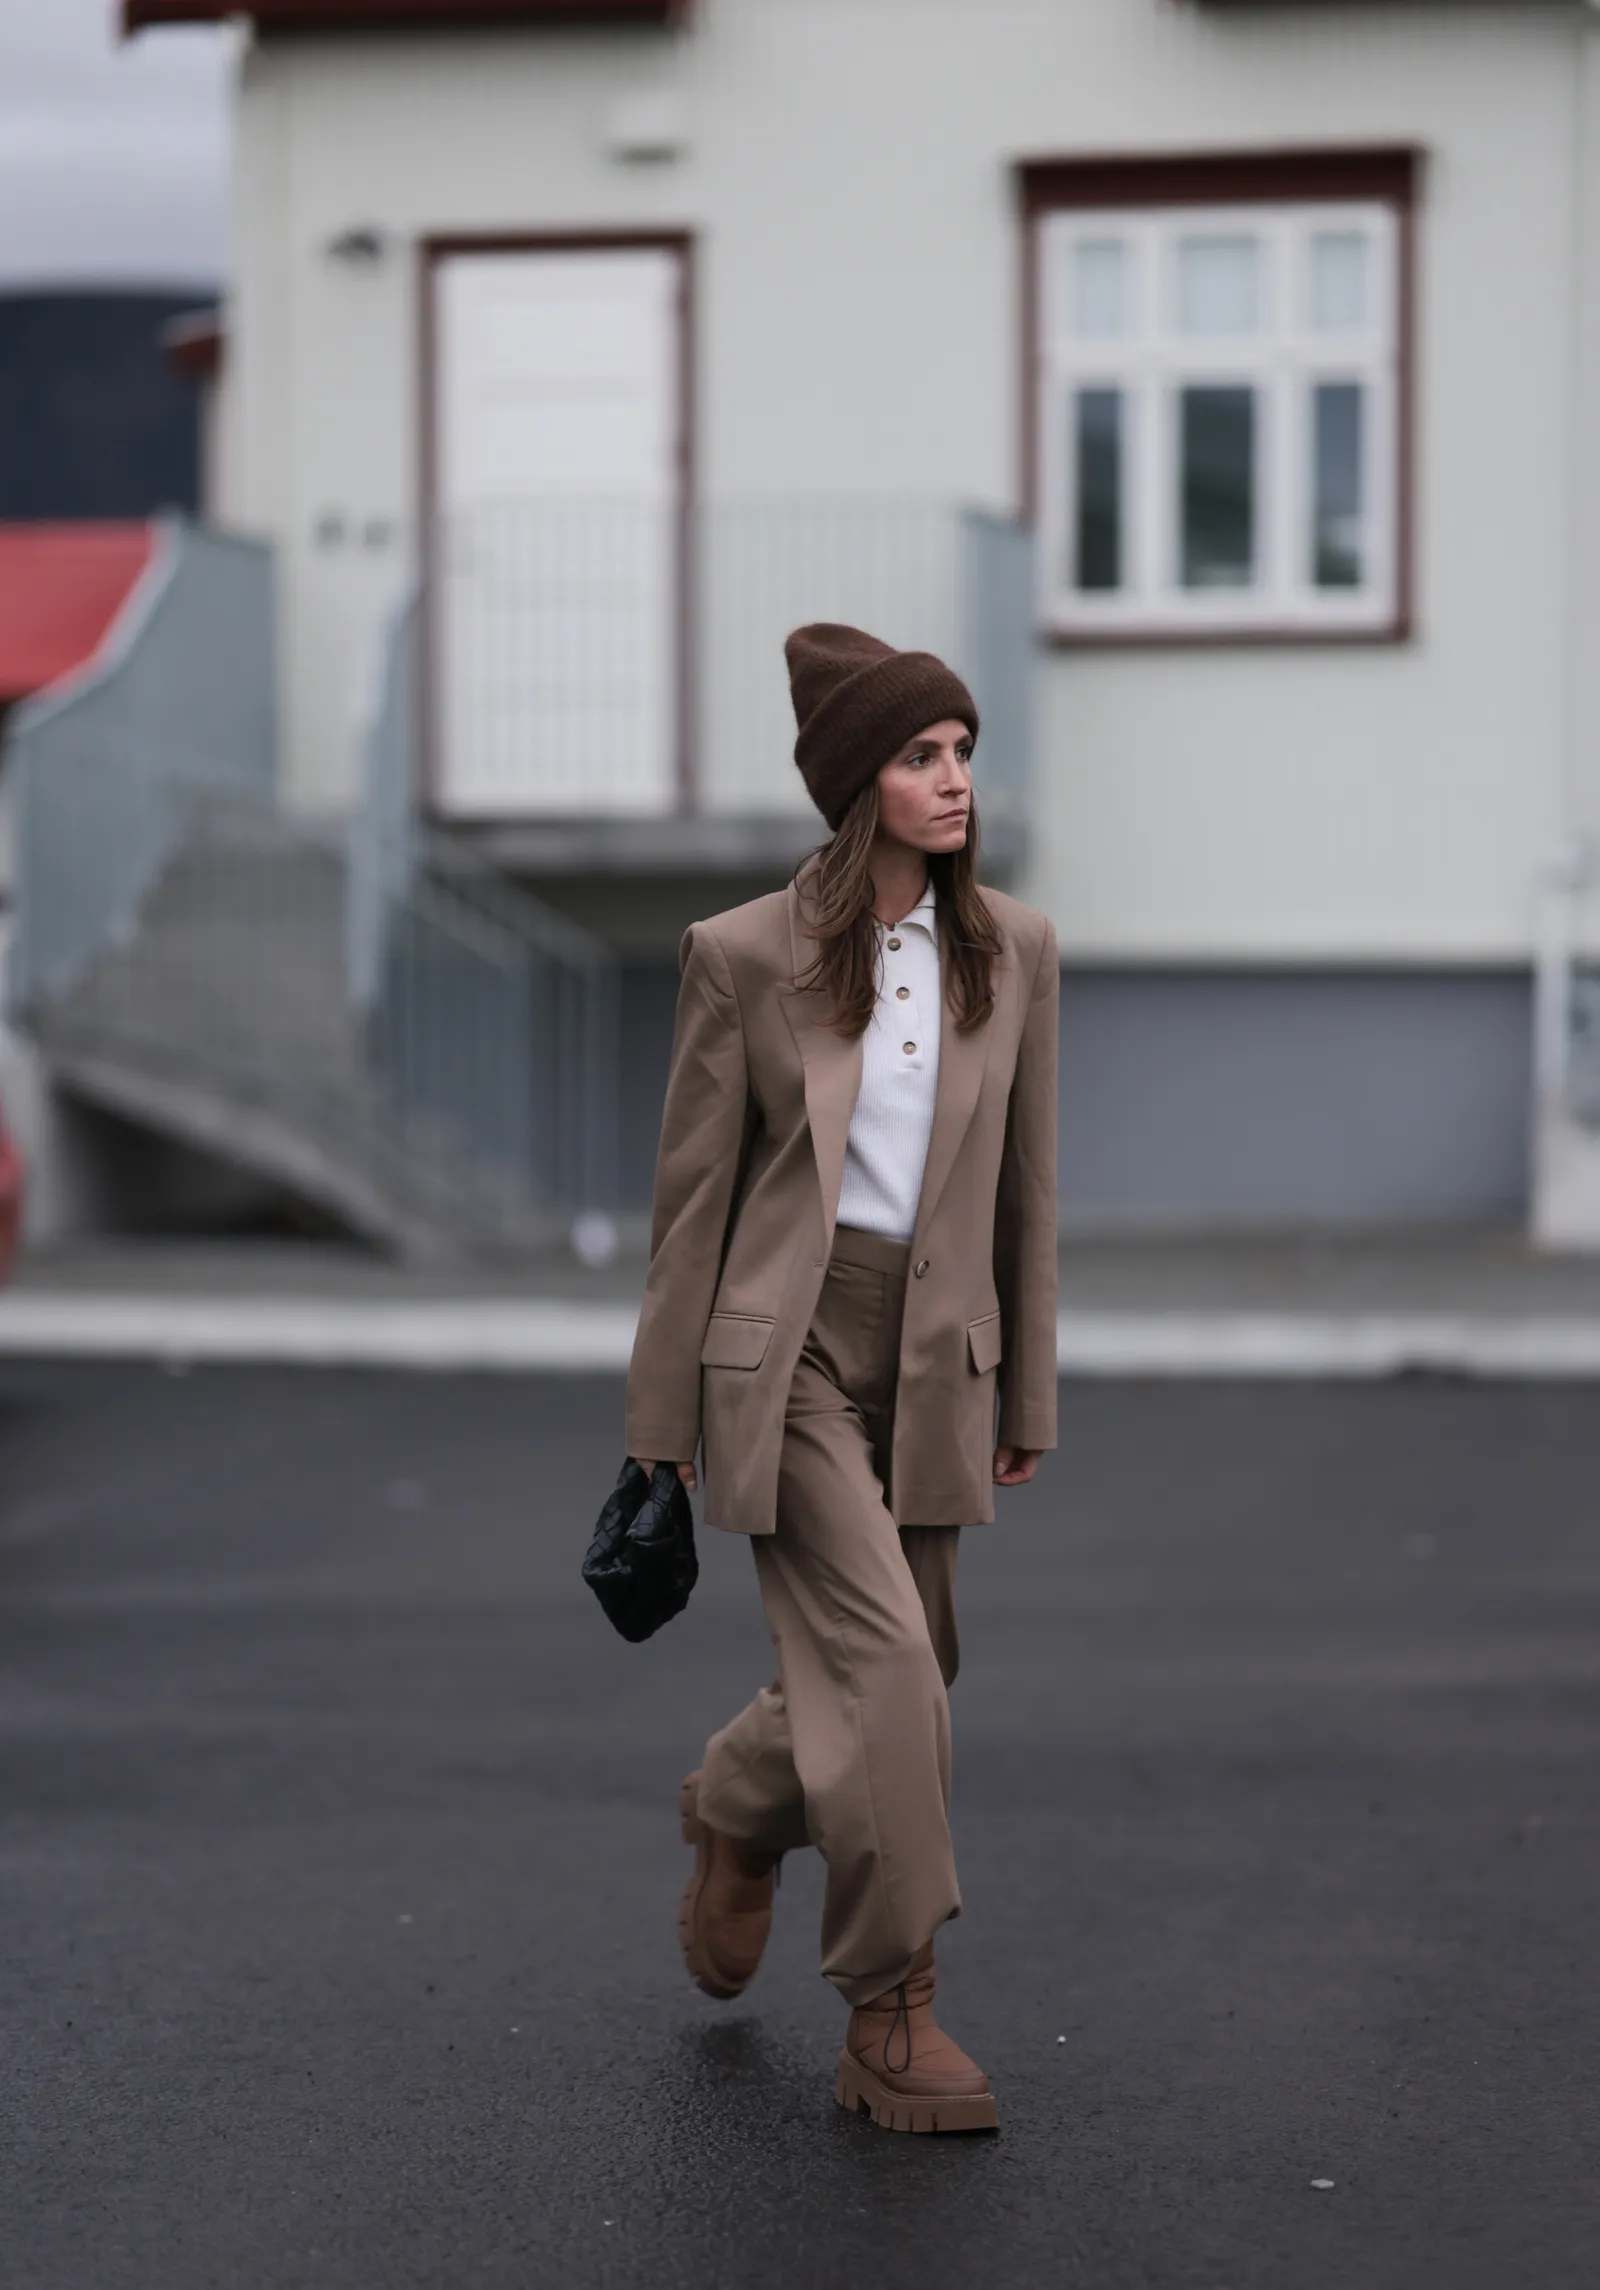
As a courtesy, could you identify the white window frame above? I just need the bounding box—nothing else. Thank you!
[1036,200,1401,639]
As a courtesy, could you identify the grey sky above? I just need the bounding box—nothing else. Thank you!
[0,0,232,289]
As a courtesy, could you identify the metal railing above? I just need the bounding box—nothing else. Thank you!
[428,495,1035,829]
[697,499,1033,826]
[7,497,1033,1249]
[9,521,276,1013]
[1532,845,1600,1248]
[351,591,620,1228]
[7,523,621,1256]
[1532,847,1600,1121]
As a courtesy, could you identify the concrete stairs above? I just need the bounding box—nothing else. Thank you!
[33,800,511,1260]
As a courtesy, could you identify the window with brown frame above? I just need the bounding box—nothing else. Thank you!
[1020,150,1419,644]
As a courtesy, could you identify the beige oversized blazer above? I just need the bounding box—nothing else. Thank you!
[625,877,1060,1537]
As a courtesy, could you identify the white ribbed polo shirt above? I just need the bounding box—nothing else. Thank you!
[836,881,942,1245]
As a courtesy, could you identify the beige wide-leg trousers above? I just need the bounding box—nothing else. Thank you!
[696,1225,963,2008]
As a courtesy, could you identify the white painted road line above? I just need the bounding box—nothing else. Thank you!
[4,1294,1600,1377]
[0,1296,642,1372]
[1054,1313,1600,1378]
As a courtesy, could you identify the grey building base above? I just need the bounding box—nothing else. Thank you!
[1057,966,1532,1232]
[617,960,1534,1229]
[29,962,1536,1243]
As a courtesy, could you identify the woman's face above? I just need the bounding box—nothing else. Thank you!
[875,719,975,855]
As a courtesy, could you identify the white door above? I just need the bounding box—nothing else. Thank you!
[430,245,684,816]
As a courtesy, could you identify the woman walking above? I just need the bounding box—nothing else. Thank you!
[627,623,1058,2134]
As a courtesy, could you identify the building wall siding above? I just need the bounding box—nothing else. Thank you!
[228,0,1583,970]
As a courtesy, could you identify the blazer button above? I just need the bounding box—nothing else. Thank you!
[914,1258,930,1279]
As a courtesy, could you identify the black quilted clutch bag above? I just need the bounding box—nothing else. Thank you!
[582,1458,699,1643]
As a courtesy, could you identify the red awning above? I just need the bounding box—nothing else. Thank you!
[0,524,155,704]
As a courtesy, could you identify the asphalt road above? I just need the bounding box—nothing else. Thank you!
[2,1364,1597,2290]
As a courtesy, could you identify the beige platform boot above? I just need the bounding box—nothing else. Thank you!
[677,1771,782,2001]
[836,1946,999,2134]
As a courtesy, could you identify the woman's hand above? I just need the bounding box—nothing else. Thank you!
[635,1460,699,1493]
[992,1446,1041,1489]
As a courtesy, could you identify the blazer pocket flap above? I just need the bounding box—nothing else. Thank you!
[967,1313,1004,1375]
[700,1313,777,1370]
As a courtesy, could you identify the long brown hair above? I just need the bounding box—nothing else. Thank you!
[795,779,1002,1039]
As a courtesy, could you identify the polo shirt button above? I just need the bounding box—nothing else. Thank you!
[914,1258,930,1278]
[887,936,901,951]
[896,986,910,1000]
[903,1041,916,1055]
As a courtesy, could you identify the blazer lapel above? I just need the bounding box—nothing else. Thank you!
[779,880,1002,1253]
[781,881,863,1248]
[910,924,998,1249]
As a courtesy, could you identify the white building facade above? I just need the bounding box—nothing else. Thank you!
[128,0,1600,1230]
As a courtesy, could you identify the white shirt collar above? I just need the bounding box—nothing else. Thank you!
[882,882,938,937]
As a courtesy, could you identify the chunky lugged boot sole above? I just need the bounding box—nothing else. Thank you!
[835,2048,1000,2135]
[677,1775,750,2002]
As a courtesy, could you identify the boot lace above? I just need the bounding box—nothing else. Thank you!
[884,1982,912,2076]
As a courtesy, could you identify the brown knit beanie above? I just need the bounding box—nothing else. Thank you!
[785,622,979,830]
